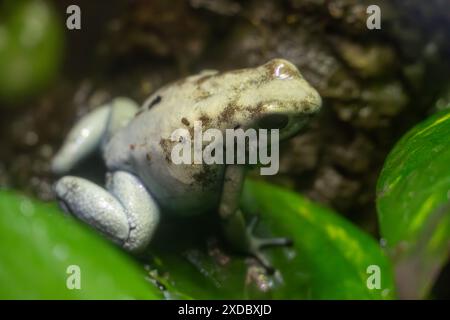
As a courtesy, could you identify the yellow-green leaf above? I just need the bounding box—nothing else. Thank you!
[376,108,450,298]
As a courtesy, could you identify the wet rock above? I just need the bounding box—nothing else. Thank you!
[328,135,374,174]
[332,39,397,78]
[189,0,241,16]
[308,166,360,210]
[102,0,209,62]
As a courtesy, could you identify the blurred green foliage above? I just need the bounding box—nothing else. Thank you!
[240,180,395,299]
[0,181,396,299]
[377,107,450,298]
[0,191,162,299]
[150,180,395,299]
[0,0,64,103]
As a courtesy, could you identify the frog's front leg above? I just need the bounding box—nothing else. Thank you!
[54,171,160,252]
[219,165,292,271]
[52,97,138,174]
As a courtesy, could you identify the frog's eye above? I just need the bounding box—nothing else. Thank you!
[258,114,289,130]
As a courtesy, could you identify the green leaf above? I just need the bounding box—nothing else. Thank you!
[149,180,395,299]
[0,0,64,102]
[0,191,162,299]
[376,108,450,298]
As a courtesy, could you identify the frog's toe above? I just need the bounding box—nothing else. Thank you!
[245,215,293,272]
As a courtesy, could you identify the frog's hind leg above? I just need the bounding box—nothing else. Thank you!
[54,171,160,252]
[51,98,139,174]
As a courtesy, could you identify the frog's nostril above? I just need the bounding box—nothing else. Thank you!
[258,114,289,130]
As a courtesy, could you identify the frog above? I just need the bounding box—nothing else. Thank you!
[51,58,322,269]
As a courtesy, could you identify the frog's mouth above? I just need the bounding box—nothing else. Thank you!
[257,114,311,140]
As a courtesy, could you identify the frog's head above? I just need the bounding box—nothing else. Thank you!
[237,58,322,140]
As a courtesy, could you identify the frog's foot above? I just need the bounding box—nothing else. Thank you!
[245,216,293,272]
[54,171,160,252]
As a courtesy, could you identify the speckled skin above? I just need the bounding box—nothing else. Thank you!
[104,59,321,215]
[52,58,321,256]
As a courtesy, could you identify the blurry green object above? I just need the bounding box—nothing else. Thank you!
[0,0,64,103]
[241,180,395,299]
[0,182,396,299]
[149,180,395,299]
[0,191,162,299]
[377,107,450,298]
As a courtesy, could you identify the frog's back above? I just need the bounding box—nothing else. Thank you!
[103,71,236,215]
